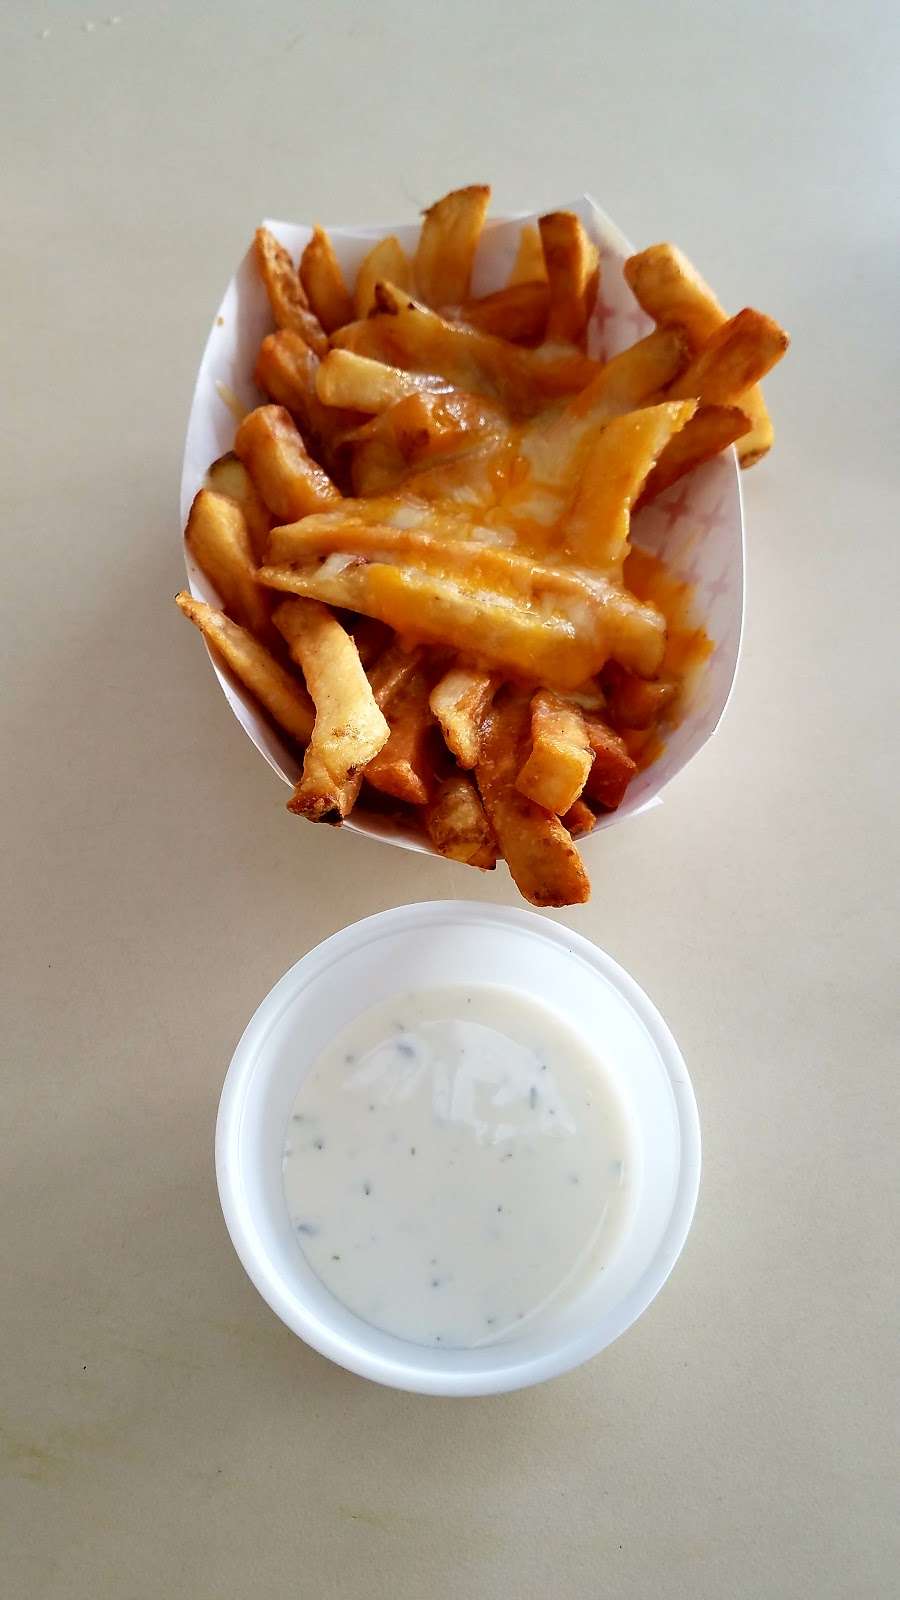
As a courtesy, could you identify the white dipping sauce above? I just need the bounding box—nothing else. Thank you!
[282,985,634,1348]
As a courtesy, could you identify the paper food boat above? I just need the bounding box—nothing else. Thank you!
[180,196,744,852]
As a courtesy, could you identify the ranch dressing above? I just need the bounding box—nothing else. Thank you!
[282,985,634,1348]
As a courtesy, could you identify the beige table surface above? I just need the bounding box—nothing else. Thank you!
[3,3,898,1596]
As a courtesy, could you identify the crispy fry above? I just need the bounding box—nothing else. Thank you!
[259,517,668,683]
[332,294,596,414]
[516,690,593,814]
[316,349,451,414]
[565,400,697,570]
[624,243,726,346]
[539,212,600,345]
[429,666,498,768]
[368,638,426,710]
[254,330,359,471]
[583,714,637,811]
[354,235,413,317]
[273,598,389,822]
[206,452,272,565]
[299,225,354,335]
[415,184,491,307]
[508,224,547,287]
[425,774,497,868]
[234,406,340,521]
[602,664,677,730]
[563,329,688,423]
[623,242,774,466]
[364,665,437,805]
[253,227,328,355]
[667,308,789,407]
[444,282,550,344]
[476,690,590,906]
[184,489,270,636]
[638,405,750,504]
[175,592,313,743]
[561,798,595,838]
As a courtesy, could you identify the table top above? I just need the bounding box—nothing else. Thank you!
[3,3,897,1596]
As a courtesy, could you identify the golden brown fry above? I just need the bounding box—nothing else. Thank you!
[638,405,750,504]
[273,598,389,822]
[623,242,774,467]
[415,185,491,307]
[561,798,596,838]
[516,690,593,815]
[254,330,359,470]
[425,774,497,868]
[507,224,547,287]
[259,516,668,683]
[253,227,328,355]
[539,211,600,345]
[429,666,498,768]
[624,243,725,346]
[354,235,413,317]
[206,452,272,565]
[563,328,688,423]
[234,406,340,521]
[476,691,590,907]
[332,293,595,414]
[583,715,637,811]
[184,489,270,637]
[299,225,354,335]
[364,665,437,805]
[175,592,313,743]
[368,638,426,710]
[602,664,677,730]
[315,348,450,413]
[443,282,550,344]
[565,400,697,571]
[667,308,789,407]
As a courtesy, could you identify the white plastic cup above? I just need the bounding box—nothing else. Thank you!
[216,902,701,1395]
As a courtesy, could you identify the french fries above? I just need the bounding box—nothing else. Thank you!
[638,405,750,505]
[274,599,389,822]
[234,406,340,521]
[258,520,668,685]
[175,592,313,743]
[564,400,697,571]
[354,235,413,317]
[315,349,450,414]
[508,224,547,287]
[667,308,789,408]
[254,329,358,471]
[299,226,354,335]
[561,798,596,838]
[583,715,637,811]
[178,189,789,906]
[184,489,271,637]
[429,666,498,768]
[539,212,600,345]
[364,665,437,805]
[415,185,491,307]
[602,664,677,730]
[254,227,328,355]
[444,282,550,344]
[515,690,593,815]
[206,452,272,566]
[624,243,774,466]
[476,691,590,906]
[425,775,497,868]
